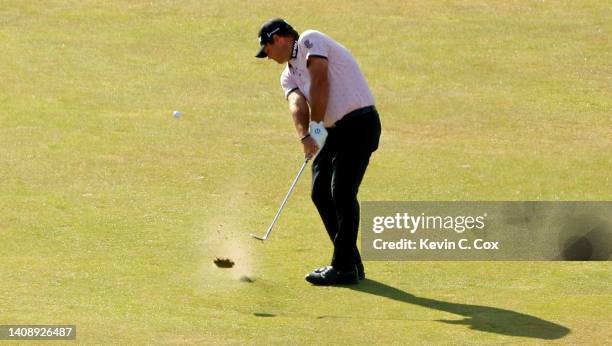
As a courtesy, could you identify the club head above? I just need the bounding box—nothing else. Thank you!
[250,234,266,241]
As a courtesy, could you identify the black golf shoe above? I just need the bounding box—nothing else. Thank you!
[305,266,359,285]
[312,263,365,280]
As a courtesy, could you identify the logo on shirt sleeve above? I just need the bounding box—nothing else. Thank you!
[304,39,313,49]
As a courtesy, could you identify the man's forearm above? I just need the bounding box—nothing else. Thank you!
[309,79,329,123]
[307,57,330,123]
[289,93,310,138]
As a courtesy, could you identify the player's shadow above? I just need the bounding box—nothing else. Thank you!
[349,279,570,340]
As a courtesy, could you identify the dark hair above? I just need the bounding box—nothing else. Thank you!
[282,28,299,40]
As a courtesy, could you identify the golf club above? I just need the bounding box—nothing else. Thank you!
[251,156,311,241]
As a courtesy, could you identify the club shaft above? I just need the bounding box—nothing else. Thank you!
[260,158,310,240]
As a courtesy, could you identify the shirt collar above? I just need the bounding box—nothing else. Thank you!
[287,38,299,68]
[290,38,298,59]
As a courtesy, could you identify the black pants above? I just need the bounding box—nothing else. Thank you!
[311,106,381,271]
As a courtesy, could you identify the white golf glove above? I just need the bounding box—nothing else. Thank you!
[309,121,328,149]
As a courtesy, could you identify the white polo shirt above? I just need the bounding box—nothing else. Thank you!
[280,30,375,128]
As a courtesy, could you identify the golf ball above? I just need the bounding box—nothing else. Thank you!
[173,110,182,118]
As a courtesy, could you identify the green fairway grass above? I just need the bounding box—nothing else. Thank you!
[1,0,610,344]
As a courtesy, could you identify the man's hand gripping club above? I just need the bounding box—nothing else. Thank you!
[300,121,328,158]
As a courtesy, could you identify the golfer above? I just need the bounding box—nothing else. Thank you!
[255,18,381,285]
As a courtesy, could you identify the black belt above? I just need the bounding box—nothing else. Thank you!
[328,106,377,129]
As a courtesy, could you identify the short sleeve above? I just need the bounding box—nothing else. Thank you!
[301,31,329,61]
[280,66,299,99]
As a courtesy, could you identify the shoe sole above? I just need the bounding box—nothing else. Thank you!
[305,274,360,285]
[306,278,359,286]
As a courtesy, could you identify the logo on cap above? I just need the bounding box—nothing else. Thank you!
[267,27,280,38]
